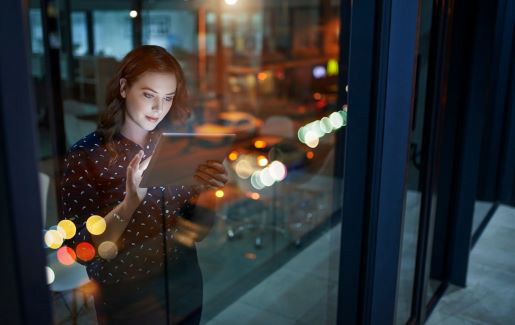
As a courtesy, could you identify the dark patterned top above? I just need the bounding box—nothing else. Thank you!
[59,130,200,286]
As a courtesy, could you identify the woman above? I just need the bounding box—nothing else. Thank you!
[59,45,227,324]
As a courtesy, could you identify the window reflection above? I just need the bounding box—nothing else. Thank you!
[30,1,344,324]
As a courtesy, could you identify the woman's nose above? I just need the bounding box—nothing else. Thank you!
[152,98,164,113]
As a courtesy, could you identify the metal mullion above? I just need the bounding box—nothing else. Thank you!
[409,0,454,322]
[0,0,53,323]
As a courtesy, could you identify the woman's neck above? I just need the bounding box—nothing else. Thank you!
[120,118,149,148]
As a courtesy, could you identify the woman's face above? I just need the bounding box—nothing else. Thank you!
[120,71,177,131]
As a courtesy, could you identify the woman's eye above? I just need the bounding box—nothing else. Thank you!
[143,93,153,99]
[165,97,174,102]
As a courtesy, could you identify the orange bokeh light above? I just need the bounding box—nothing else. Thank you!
[76,242,96,262]
[257,72,268,81]
[254,140,267,149]
[306,151,315,159]
[57,246,76,266]
[228,151,239,161]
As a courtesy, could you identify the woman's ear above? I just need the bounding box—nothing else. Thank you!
[119,78,128,98]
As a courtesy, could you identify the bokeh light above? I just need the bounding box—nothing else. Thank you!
[86,215,106,235]
[129,10,138,18]
[76,242,96,262]
[329,111,344,128]
[228,151,239,161]
[259,168,275,187]
[257,72,268,81]
[320,117,333,133]
[304,130,320,148]
[251,171,265,190]
[257,155,269,167]
[98,241,118,260]
[225,0,238,6]
[215,190,224,198]
[44,229,63,249]
[250,192,260,200]
[57,220,76,239]
[50,225,66,240]
[46,266,55,285]
[298,127,307,143]
[57,246,76,266]
[306,151,315,159]
[254,140,267,149]
[235,158,254,179]
[327,59,339,76]
[313,66,327,79]
[269,161,287,181]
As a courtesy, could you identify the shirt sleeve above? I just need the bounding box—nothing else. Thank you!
[59,148,101,265]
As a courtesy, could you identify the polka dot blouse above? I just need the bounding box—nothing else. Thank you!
[59,130,200,285]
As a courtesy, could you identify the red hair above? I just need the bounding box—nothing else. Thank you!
[98,45,190,165]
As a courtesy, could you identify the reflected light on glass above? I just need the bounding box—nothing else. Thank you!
[298,127,307,143]
[46,266,55,285]
[57,219,76,239]
[329,111,344,129]
[86,215,106,235]
[98,241,118,260]
[215,190,224,198]
[44,229,63,249]
[50,225,66,241]
[57,246,76,266]
[129,10,138,18]
[327,59,339,76]
[76,242,96,262]
[228,151,239,161]
[259,168,275,187]
[251,171,265,190]
[257,155,269,167]
[254,140,267,148]
[304,130,320,148]
[269,161,287,181]
[313,66,326,79]
[313,121,326,137]
[320,117,333,133]
[257,72,268,81]
[235,159,253,179]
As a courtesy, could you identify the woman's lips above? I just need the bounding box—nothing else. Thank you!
[146,116,159,123]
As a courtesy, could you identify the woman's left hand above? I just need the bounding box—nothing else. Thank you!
[194,160,229,191]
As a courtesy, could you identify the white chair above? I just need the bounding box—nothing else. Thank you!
[39,171,91,322]
[38,172,50,227]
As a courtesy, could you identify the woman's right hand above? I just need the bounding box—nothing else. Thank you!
[125,150,152,206]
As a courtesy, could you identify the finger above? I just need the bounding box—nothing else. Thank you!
[197,166,229,183]
[130,150,143,169]
[126,165,134,187]
[139,154,153,171]
[193,175,217,190]
[195,171,225,188]
[206,160,225,173]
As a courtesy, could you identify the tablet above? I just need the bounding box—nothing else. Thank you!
[140,132,236,188]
